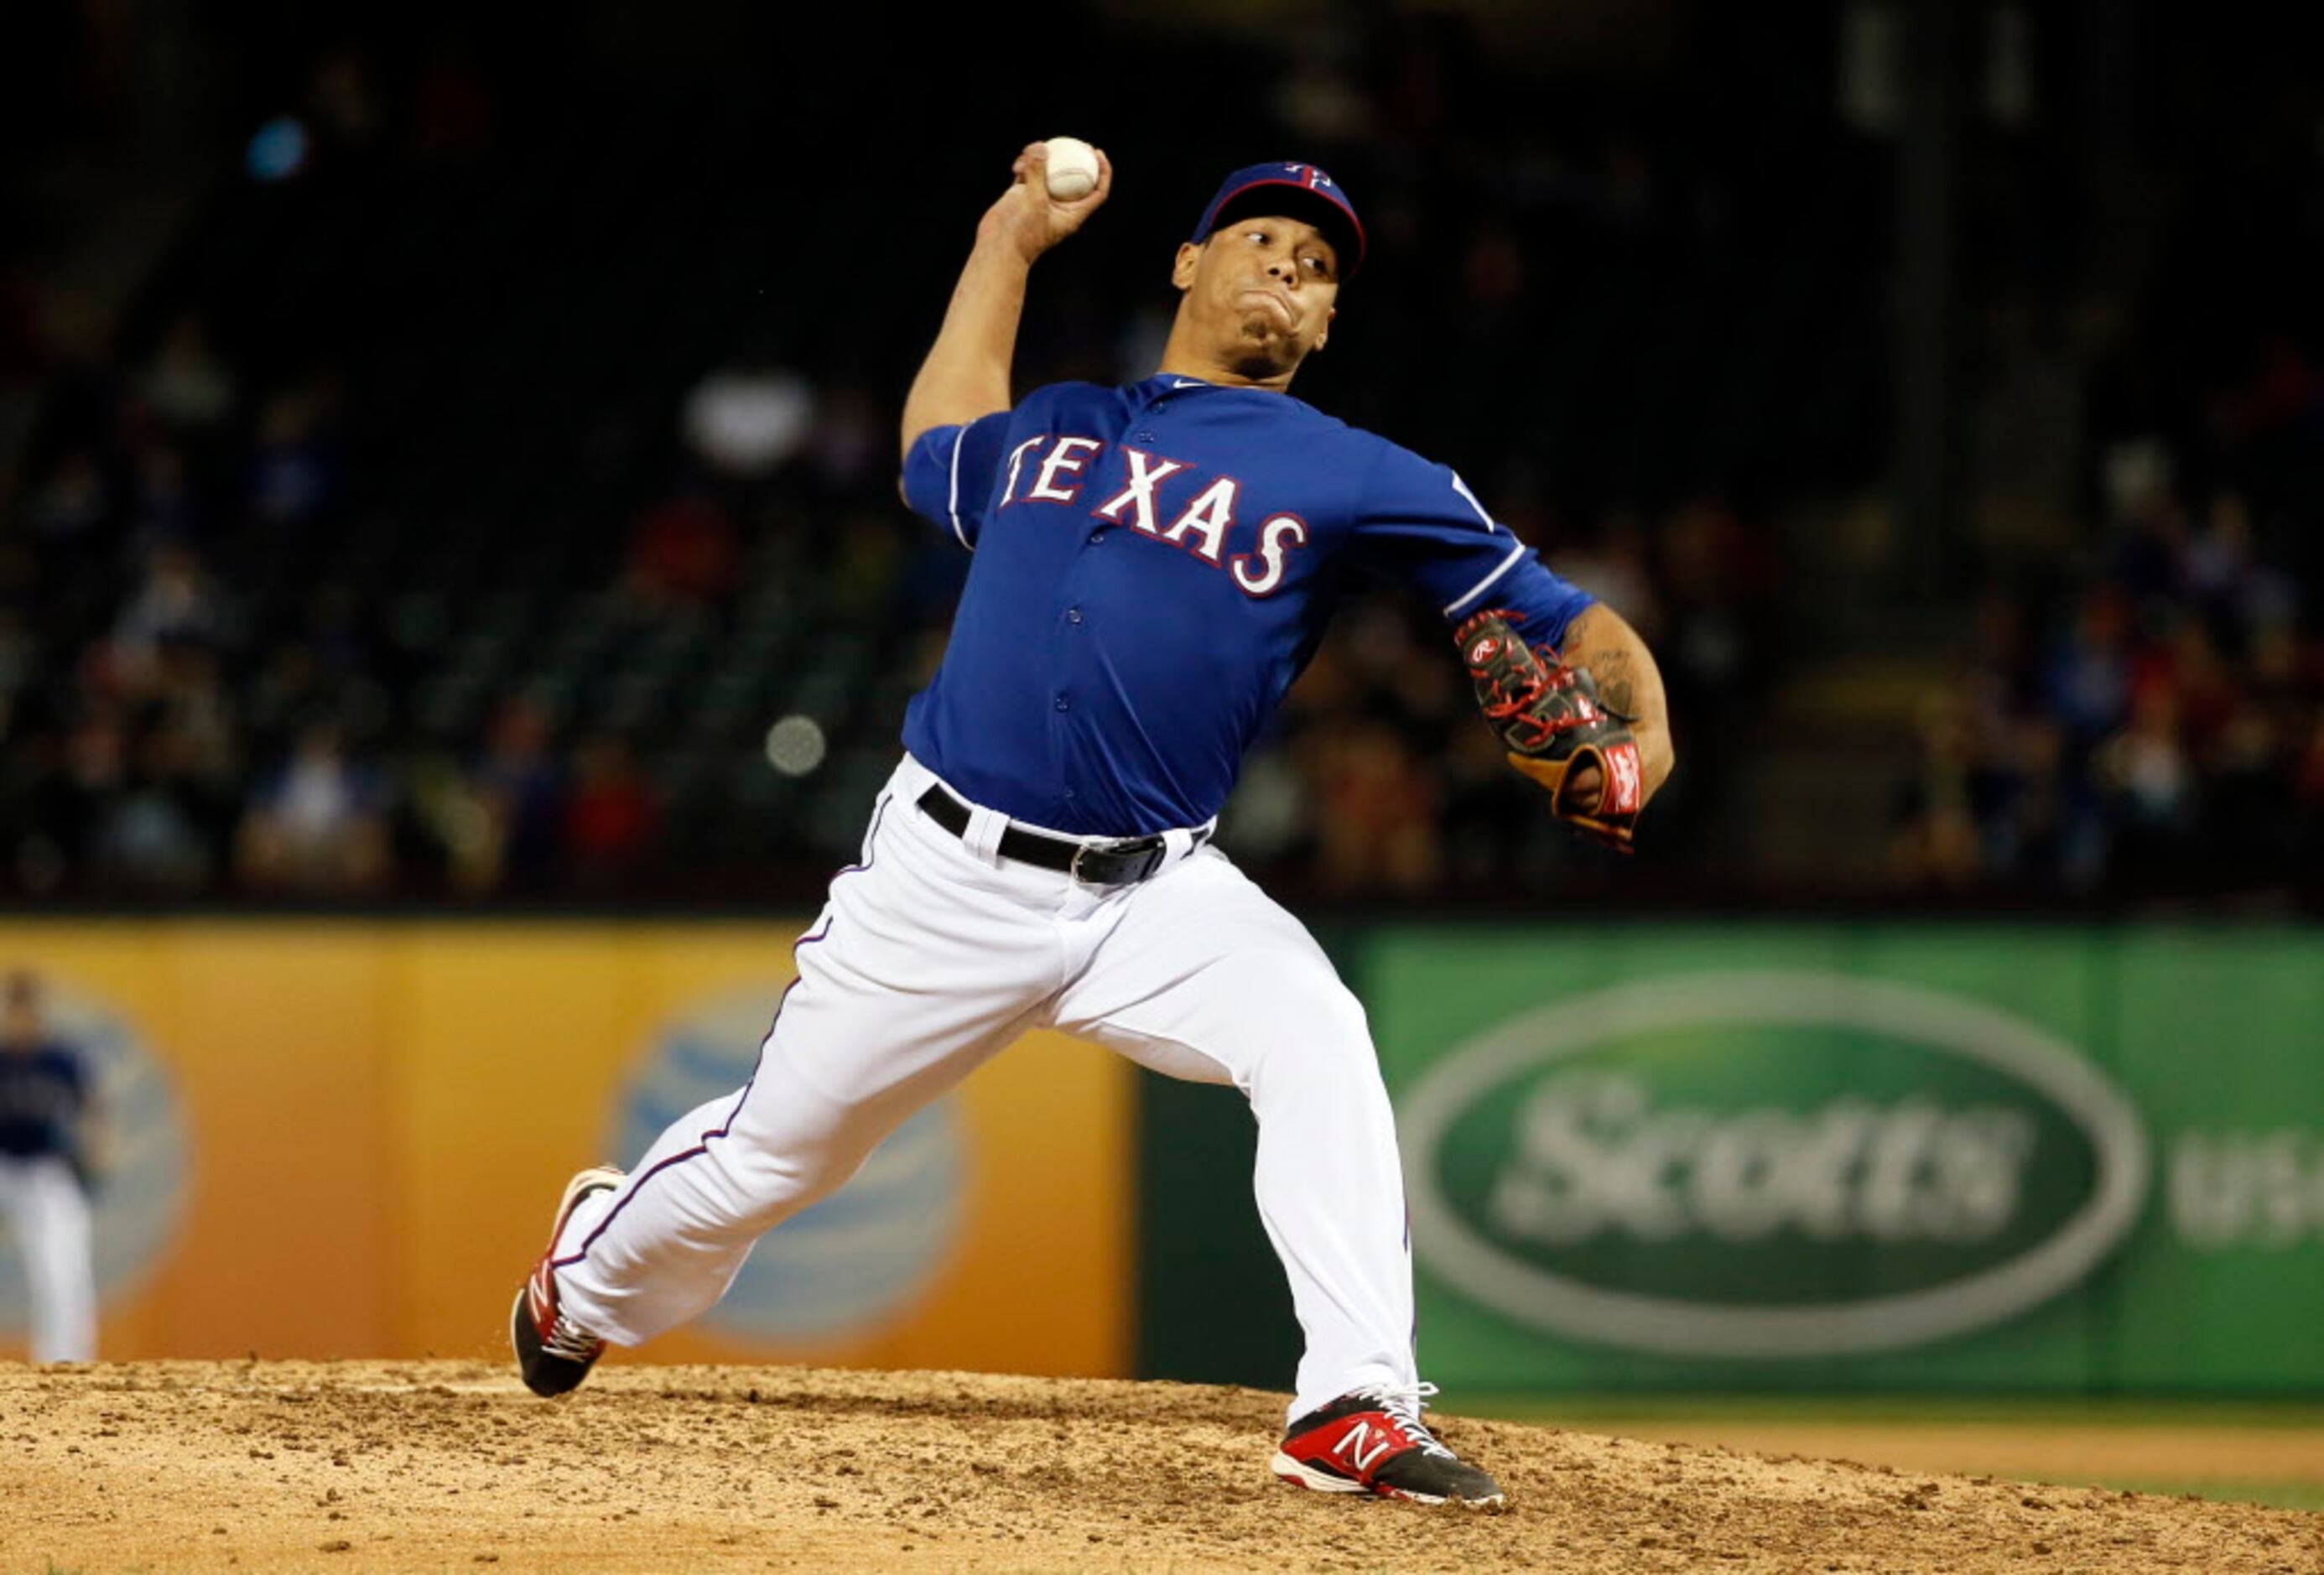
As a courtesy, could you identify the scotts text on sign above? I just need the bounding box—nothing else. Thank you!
[1400,973,2148,1359]
[1490,1074,2035,1247]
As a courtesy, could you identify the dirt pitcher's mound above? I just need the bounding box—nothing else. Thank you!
[4,1363,2318,1573]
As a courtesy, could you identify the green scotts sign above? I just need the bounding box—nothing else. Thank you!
[1401,972,2150,1359]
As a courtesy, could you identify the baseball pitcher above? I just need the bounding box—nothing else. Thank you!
[515,144,1674,1508]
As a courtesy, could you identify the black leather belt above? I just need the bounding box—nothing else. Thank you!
[915,784,1201,886]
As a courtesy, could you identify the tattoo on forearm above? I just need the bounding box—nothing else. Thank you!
[1579,647,1637,717]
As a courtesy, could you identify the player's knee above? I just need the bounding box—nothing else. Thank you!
[1318,978,1372,1047]
[1251,972,1375,1083]
[700,1132,860,1221]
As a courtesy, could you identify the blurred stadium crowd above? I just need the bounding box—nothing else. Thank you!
[1894,455,2322,897]
[0,4,2317,907]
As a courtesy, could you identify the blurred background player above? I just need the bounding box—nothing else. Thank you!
[0,969,99,1364]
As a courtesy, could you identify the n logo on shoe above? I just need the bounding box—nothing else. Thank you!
[1334,1422,1397,1474]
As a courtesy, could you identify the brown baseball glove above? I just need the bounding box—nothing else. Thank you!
[1454,608,1646,850]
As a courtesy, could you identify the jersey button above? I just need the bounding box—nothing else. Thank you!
[1136,430,1157,443]
[1088,528,1106,543]
[1054,696,1070,711]
[1066,607,1084,624]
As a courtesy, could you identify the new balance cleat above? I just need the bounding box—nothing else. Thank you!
[511,1165,624,1397]
[1271,1383,1506,1508]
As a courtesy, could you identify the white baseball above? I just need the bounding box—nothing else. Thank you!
[1042,137,1100,201]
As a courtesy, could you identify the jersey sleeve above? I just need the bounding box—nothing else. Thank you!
[1350,444,1596,648]
[901,412,1014,551]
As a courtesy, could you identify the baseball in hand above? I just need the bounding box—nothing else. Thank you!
[1042,137,1100,201]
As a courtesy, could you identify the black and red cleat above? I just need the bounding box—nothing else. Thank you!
[1271,1384,1506,1508]
[510,1166,624,1397]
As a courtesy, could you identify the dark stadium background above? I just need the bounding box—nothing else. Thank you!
[7,0,2316,913]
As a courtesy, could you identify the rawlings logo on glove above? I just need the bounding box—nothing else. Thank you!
[1454,608,1645,851]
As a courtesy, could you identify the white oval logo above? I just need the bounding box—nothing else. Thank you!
[1400,971,2150,1358]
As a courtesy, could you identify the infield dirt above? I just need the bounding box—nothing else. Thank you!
[4,1361,2319,1573]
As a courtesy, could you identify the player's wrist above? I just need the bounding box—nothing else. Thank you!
[968,219,1044,273]
[972,185,1056,256]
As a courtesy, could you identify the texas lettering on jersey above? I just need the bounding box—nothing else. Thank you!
[999,434,1308,596]
[896,375,1599,834]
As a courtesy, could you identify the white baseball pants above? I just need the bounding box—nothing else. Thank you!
[555,751,1418,1422]
[0,1156,96,1363]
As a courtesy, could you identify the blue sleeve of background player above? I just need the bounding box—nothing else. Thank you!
[901,412,1014,551]
[1349,444,1597,649]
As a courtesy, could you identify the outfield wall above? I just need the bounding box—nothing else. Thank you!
[3,919,2319,1393]
[1145,923,2324,1395]
[0,920,1131,1376]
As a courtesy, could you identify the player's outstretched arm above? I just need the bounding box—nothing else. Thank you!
[897,141,1114,468]
[1557,602,1675,803]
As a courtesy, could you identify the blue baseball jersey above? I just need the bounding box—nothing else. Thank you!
[900,374,1595,836]
[0,1044,88,1160]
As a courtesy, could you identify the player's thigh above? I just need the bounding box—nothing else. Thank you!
[33,1161,91,1238]
[1053,846,1373,1090]
[19,1162,90,1262]
[770,783,1065,1110]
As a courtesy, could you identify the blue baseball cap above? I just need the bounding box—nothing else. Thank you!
[1190,160,1365,278]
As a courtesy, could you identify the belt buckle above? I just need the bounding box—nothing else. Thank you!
[1070,834,1167,886]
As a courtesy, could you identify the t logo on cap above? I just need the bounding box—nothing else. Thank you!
[1192,160,1366,278]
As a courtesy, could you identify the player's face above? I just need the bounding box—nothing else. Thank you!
[1172,215,1339,379]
